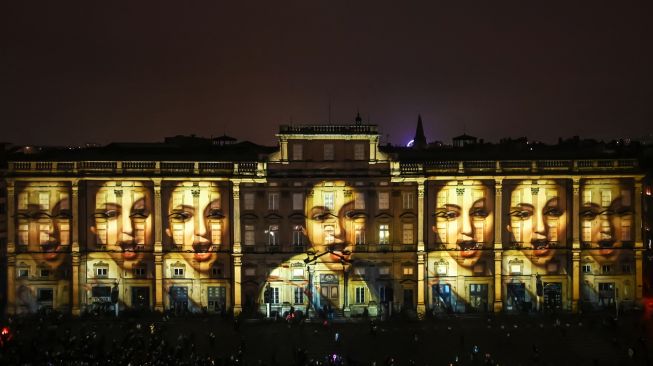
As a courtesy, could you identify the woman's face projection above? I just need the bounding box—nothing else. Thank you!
[434,181,493,267]
[16,182,71,267]
[90,182,152,262]
[305,183,359,266]
[165,182,223,262]
[581,179,633,261]
[507,180,566,263]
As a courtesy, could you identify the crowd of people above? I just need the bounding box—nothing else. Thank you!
[0,309,650,366]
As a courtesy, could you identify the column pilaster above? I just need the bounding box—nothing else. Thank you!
[571,178,581,312]
[493,178,503,312]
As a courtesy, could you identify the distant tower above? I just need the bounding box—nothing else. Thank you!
[355,112,362,125]
[413,114,427,149]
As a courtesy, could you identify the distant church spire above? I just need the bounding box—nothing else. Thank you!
[413,114,427,149]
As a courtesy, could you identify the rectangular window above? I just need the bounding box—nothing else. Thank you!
[133,267,146,278]
[210,193,221,210]
[271,287,280,304]
[173,267,185,278]
[292,225,304,246]
[294,287,304,304]
[134,222,145,245]
[473,222,484,243]
[38,192,50,210]
[582,221,592,242]
[268,192,279,211]
[323,192,335,211]
[548,220,558,242]
[354,192,365,210]
[18,268,29,278]
[600,220,611,241]
[59,223,70,245]
[244,225,255,246]
[621,190,631,206]
[601,265,612,274]
[18,223,29,245]
[267,225,279,246]
[436,223,447,243]
[323,144,334,160]
[379,286,390,302]
[292,268,304,279]
[355,287,365,304]
[172,192,184,208]
[96,267,108,278]
[354,267,366,277]
[243,193,255,210]
[211,223,222,244]
[355,223,365,245]
[39,224,50,245]
[622,263,631,274]
[96,223,107,246]
[582,264,591,273]
[324,225,335,245]
[402,192,414,210]
[582,190,592,205]
[600,190,612,207]
[292,193,303,211]
[379,266,390,276]
[378,192,390,210]
[59,192,69,210]
[292,144,303,160]
[211,265,223,277]
[353,144,365,160]
[379,224,390,245]
[173,223,185,245]
[403,266,414,276]
[513,223,522,243]
[621,220,631,241]
[402,223,414,245]
[18,192,28,210]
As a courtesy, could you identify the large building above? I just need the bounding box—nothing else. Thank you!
[1,120,650,317]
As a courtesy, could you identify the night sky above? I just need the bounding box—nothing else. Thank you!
[2,1,651,147]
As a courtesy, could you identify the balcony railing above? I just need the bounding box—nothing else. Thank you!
[8,160,259,177]
[397,158,639,176]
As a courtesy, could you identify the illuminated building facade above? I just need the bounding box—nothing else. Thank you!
[0,122,648,317]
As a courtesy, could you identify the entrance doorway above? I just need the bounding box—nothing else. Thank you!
[169,286,189,313]
[598,282,616,307]
[403,289,414,310]
[469,284,488,312]
[432,284,452,312]
[506,283,526,312]
[131,287,150,310]
[320,285,339,308]
[543,282,562,311]
[207,286,227,313]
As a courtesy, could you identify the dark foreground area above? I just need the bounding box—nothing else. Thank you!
[0,311,652,366]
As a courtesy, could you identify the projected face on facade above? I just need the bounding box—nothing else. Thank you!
[90,181,152,262]
[434,181,493,267]
[305,183,357,266]
[581,179,633,261]
[165,182,223,262]
[15,182,71,267]
[507,180,566,263]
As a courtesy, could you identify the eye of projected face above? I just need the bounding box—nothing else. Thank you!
[435,205,461,220]
[169,206,194,222]
[94,204,121,220]
[469,200,489,218]
[310,208,330,222]
[510,204,534,220]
